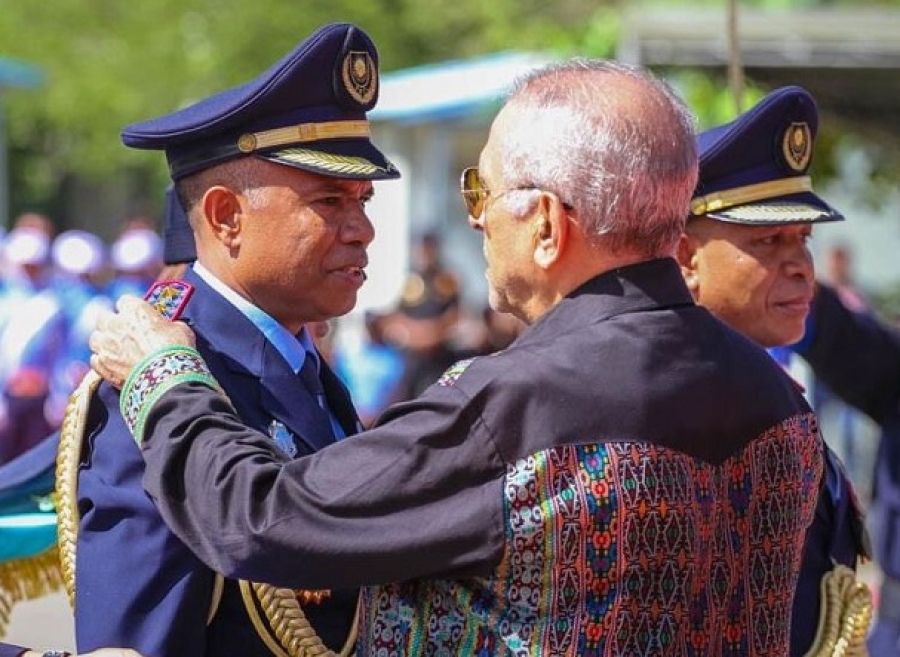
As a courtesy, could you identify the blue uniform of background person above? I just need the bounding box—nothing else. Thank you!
[687,85,870,656]
[770,346,869,654]
[75,265,363,655]
[795,282,900,655]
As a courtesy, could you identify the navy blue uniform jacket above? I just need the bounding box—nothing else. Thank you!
[74,268,361,655]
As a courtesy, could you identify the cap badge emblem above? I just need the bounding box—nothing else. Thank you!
[782,122,812,173]
[341,51,377,106]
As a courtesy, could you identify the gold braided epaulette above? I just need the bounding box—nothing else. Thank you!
[240,581,358,657]
[803,564,874,657]
[56,370,101,607]
[54,369,226,622]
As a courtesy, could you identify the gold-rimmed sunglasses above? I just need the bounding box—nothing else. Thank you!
[460,166,572,218]
[461,166,508,219]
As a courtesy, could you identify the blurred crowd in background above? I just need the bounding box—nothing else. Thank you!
[0,211,163,465]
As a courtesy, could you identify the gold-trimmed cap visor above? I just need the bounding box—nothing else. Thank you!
[702,199,844,225]
[169,118,400,181]
[259,139,400,181]
[690,176,844,225]
[692,86,844,226]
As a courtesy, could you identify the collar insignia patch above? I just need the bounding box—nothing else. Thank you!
[143,280,194,320]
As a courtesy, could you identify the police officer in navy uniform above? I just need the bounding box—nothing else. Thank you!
[794,277,900,654]
[678,86,872,656]
[386,229,464,400]
[67,23,398,657]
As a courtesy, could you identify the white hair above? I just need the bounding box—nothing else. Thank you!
[498,59,698,258]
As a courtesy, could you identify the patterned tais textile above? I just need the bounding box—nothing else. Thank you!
[360,431,821,656]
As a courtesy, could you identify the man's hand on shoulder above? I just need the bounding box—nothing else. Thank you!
[89,295,197,389]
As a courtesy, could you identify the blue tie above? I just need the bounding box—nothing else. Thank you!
[299,351,328,410]
[299,351,344,440]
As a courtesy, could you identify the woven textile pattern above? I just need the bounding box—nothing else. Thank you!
[359,413,822,656]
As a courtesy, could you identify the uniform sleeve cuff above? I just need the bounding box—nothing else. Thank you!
[119,345,221,446]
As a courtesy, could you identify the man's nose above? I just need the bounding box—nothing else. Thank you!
[785,243,814,280]
[344,209,376,245]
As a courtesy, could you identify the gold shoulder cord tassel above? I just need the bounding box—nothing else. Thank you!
[803,564,874,657]
[239,580,358,657]
[59,361,350,655]
[0,546,63,638]
[56,369,226,624]
[59,345,355,653]
[56,371,101,606]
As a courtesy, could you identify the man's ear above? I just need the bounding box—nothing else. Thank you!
[676,232,700,292]
[201,186,242,247]
[533,193,567,269]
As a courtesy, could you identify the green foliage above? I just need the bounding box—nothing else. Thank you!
[0,0,898,217]
[0,0,610,211]
[639,0,900,5]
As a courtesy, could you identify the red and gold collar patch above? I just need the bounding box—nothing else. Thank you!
[143,280,194,320]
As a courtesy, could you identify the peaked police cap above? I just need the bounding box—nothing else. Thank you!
[691,86,843,225]
[121,23,400,182]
